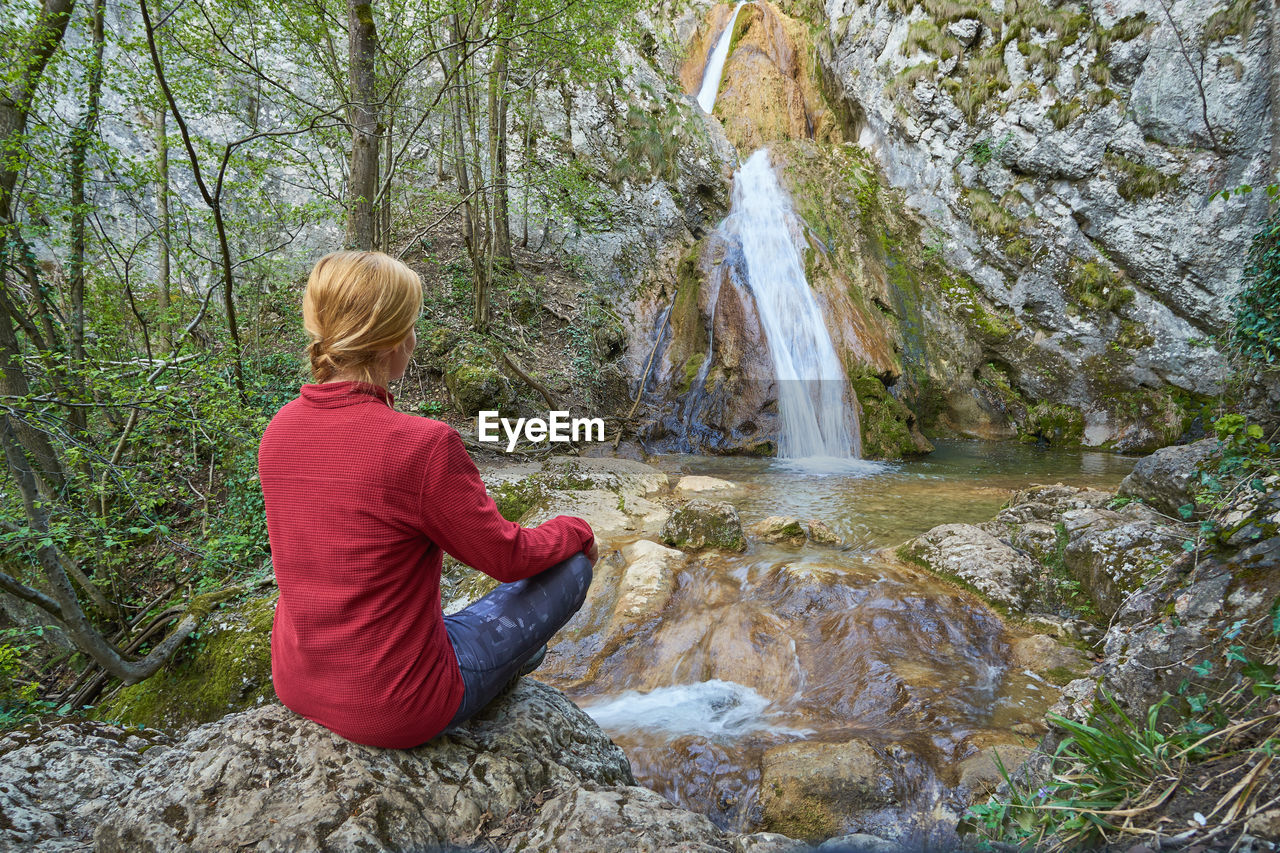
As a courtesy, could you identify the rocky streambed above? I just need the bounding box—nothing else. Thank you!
[4,439,1276,851]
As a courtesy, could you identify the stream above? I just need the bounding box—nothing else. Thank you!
[538,440,1136,838]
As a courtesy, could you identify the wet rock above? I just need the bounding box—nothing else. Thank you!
[957,743,1035,801]
[900,523,1042,612]
[759,739,895,842]
[750,516,808,546]
[1116,439,1217,516]
[662,499,747,552]
[613,539,685,624]
[1009,634,1090,685]
[675,475,739,496]
[523,489,670,545]
[806,520,842,547]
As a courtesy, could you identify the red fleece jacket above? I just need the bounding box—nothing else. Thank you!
[257,380,595,748]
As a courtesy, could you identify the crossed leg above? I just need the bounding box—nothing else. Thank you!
[442,551,593,728]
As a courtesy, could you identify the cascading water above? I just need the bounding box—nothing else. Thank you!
[696,1,747,113]
[721,148,866,466]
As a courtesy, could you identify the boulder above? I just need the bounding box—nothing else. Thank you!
[662,500,747,552]
[957,743,1035,801]
[1009,634,1090,686]
[806,520,843,547]
[1116,439,1217,516]
[91,681,638,851]
[759,739,895,842]
[444,344,513,417]
[0,721,170,852]
[613,539,685,624]
[899,523,1042,612]
[1062,520,1185,619]
[750,516,808,546]
[674,475,738,496]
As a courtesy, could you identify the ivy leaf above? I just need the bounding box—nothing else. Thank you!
[1178,503,1195,520]
[1192,660,1213,677]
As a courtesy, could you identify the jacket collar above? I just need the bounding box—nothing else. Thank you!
[299,380,395,409]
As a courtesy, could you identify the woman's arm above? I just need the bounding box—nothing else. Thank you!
[415,425,595,583]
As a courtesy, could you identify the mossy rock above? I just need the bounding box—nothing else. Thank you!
[661,499,746,552]
[95,593,277,732]
[444,343,512,417]
[848,368,934,460]
[1020,401,1085,446]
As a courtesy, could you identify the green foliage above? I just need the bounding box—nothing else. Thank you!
[966,607,1280,850]
[1230,205,1280,366]
[1046,98,1082,130]
[1202,0,1256,45]
[1066,258,1133,314]
[1104,152,1180,201]
[964,187,1019,239]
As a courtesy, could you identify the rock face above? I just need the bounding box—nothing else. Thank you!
[639,0,1279,458]
[1,680,757,853]
[662,499,748,551]
[1116,437,1218,515]
[806,0,1280,447]
[710,1,842,151]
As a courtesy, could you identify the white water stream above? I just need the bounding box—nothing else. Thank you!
[696,2,747,113]
[722,149,865,467]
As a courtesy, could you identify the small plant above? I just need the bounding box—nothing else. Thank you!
[1047,98,1083,130]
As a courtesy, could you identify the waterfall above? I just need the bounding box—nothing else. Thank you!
[696,2,747,114]
[722,149,865,466]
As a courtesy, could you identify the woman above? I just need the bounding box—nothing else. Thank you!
[258,250,597,749]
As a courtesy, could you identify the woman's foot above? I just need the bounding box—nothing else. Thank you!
[517,644,546,677]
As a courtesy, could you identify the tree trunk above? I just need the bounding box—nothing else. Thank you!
[345,0,380,250]
[156,102,171,351]
[488,22,511,263]
[66,0,106,442]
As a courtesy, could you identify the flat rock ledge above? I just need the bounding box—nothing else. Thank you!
[2,679,816,853]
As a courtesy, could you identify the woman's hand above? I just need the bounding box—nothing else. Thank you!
[585,540,599,566]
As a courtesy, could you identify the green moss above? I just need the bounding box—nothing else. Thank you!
[964,187,1020,240]
[668,240,708,369]
[95,593,277,731]
[848,366,933,459]
[1067,258,1134,314]
[1104,152,1180,202]
[1047,98,1083,129]
[1019,401,1085,446]
[937,272,1015,341]
[903,18,963,60]
[1044,665,1082,686]
[679,352,707,393]
[1202,0,1255,45]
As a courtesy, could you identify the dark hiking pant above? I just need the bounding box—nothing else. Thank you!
[442,551,593,728]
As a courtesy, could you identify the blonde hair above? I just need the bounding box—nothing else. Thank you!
[302,251,423,385]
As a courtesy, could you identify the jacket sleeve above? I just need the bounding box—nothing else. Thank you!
[415,425,595,583]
